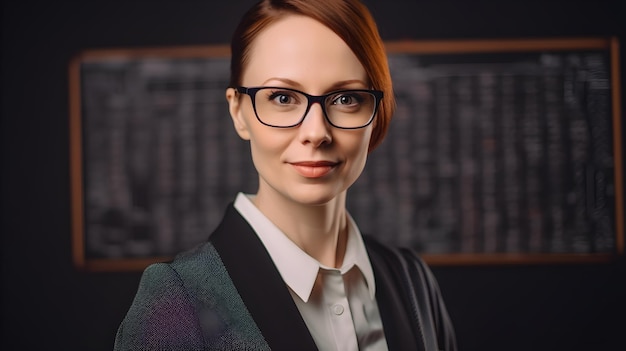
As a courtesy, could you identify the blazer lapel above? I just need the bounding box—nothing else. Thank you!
[210,205,318,351]
[367,239,421,351]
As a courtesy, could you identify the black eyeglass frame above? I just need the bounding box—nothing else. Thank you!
[235,86,383,129]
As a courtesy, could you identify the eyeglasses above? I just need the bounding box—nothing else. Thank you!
[235,86,383,129]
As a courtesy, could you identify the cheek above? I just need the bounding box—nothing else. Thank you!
[356,128,373,154]
[248,135,278,184]
[344,129,373,171]
[242,106,272,153]
[248,130,273,161]
[247,124,289,166]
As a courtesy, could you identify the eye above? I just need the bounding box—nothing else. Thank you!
[331,92,364,106]
[268,90,299,105]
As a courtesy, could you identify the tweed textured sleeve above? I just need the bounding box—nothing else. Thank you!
[114,263,206,350]
[114,242,271,351]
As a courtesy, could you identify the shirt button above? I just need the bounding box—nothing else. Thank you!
[332,304,344,315]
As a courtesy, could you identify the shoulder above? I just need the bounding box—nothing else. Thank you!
[130,242,222,293]
[362,236,458,350]
[170,241,223,272]
[116,241,269,350]
[363,235,426,266]
[114,243,224,350]
[134,261,185,297]
[362,235,393,255]
[362,235,434,290]
[363,235,421,264]
[114,259,207,350]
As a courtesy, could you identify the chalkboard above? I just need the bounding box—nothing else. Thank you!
[69,38,623,270]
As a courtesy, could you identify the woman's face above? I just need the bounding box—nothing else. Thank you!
[227,14,372,206]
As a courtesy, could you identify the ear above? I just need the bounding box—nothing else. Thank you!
[226,88,251,140]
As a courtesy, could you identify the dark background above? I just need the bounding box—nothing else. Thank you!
[2,1,625,350]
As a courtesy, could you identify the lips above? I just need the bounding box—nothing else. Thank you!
[290,161,339,178]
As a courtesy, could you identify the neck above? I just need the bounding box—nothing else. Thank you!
[253,189,349,268]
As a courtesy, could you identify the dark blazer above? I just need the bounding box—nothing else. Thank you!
[114,204,456,350]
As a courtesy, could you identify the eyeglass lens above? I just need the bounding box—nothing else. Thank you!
[252,88,377,128]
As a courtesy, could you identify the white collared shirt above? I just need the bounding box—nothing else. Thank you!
[234,193,388,351]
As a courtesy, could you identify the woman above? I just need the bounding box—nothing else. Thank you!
[114,0,457,350]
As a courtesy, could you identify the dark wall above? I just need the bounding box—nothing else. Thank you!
[2,1,625,350]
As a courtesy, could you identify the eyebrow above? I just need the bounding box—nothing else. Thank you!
[259,77,369,91]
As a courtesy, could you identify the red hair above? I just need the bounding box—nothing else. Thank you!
[229,0,395,151]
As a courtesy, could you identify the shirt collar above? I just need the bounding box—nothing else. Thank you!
[233,192,376,302]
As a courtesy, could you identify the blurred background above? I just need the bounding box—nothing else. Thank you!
[2,0,625,350]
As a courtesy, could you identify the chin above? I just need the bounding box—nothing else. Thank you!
[286,186,344,207]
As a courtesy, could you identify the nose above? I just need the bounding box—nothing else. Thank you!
[298,103,332,147]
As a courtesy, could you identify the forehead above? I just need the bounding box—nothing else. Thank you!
[242,14,367,90]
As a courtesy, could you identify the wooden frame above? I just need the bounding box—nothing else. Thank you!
[69,38,623,271]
